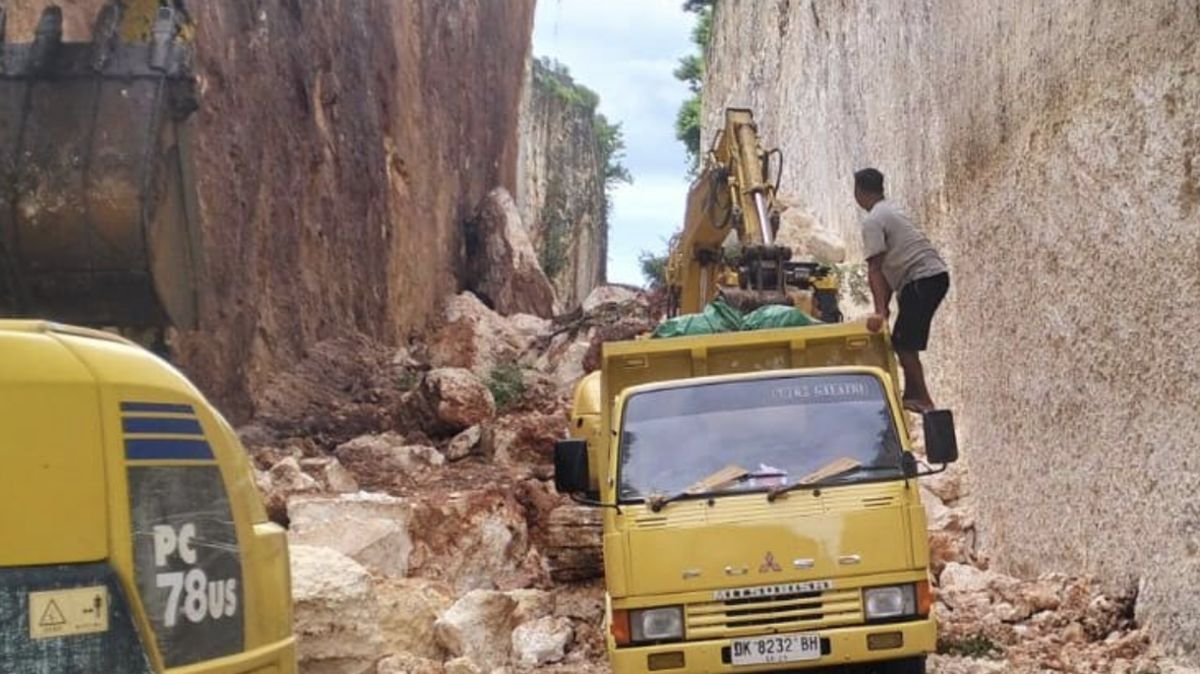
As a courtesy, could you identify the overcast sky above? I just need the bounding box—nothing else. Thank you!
[533,0,694,286]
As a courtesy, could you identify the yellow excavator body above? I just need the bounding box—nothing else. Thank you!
[0,320,296,672]
[0,1,202,330]
[665,108,842,322]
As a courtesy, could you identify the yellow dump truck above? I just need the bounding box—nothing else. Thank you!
[0,321,296,672]
[555,321,959,673]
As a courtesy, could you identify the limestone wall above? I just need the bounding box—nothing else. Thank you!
[704,0,1200,657]
[517,58,609,311]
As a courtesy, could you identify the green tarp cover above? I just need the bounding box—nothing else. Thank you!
[743,304,822,330]
[653,300,821,338]
[652,300,744,338]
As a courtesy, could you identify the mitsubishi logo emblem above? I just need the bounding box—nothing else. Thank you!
[759,551,782,573]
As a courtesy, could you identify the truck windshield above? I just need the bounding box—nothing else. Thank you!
[618,373,903,501]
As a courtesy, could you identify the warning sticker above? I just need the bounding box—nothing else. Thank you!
[28,586,109,639]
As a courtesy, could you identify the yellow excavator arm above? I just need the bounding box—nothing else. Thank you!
[0,1,201,335]
[665,108,841,322]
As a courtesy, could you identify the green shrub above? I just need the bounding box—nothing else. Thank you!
[487,363,526,410]
[938,634,1003,659]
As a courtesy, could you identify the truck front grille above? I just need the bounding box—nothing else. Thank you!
[686,588,863,640]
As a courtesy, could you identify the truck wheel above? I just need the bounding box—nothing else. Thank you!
[869,656,926,674]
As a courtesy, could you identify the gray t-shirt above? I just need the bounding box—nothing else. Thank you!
[861,199,947,291]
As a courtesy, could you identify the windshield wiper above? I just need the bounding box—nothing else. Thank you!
[766,463,900,502]
[646,466,784,512]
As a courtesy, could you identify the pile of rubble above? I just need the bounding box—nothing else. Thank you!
[913,431,1188,673]
[241,284,651,673]
[241,277,1189,672]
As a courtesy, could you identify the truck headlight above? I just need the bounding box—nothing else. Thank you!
[630,606,684,642]
[863,585,917,621]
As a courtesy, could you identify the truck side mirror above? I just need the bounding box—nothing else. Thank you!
[554,439,590,494]
[923,410,959,464]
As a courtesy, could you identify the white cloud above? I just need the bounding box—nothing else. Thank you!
[606,176,692,285]
[535,1,693,60]
[532,0,697,285]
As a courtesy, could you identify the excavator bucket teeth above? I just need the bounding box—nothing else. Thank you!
[0,4,202,329]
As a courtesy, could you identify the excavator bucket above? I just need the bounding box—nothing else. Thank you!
[0,2,202,329]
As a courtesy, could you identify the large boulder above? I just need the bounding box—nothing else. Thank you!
[434,590,519,671]
[507,589,555,624]
[335,433,446,484]
[445,425,483,461]
[258,456,320,522]
[806,227,848,265]
[929,530,969,577]
[375,578,455,661]
[774,198,847,265]
[290,488,535,593]
[428,293,542,377]
[300,457,361,493]
[290,545,384,669]
[924,464,967,504]
[536,334,593,391]
[508,313,553,340]
[404,489,536,593]
[288,493,414,577]
[940,562,996,594]
[512,616,574,667]
[465,187,556,318]
[269,456,321,493]
[484,411,568,466]
[937,562,1005,614]
[424,368,496,430]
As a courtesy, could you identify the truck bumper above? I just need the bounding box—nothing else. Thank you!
[609,617,935,674]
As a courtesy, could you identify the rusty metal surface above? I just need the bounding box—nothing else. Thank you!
[0,6,201,329]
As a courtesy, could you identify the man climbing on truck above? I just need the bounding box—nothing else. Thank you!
[854,168,950,413]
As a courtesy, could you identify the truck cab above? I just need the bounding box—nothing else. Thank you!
[556,321,958,673]
[0,321,296,672]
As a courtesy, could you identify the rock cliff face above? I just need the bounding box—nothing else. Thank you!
[517,58,609,312]
[5,0,537,418]
[703,0,1200,658]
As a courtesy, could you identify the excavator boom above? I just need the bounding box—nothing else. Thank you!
[0,1,202,330]
[666,108,840,321]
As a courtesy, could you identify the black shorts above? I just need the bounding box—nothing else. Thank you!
[893,272,949,352]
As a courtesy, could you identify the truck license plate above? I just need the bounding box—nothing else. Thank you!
[730,633,821,666]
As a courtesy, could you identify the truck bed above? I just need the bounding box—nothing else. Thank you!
[601,321,900,399]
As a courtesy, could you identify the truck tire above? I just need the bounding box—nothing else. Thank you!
[870,656,926,674]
